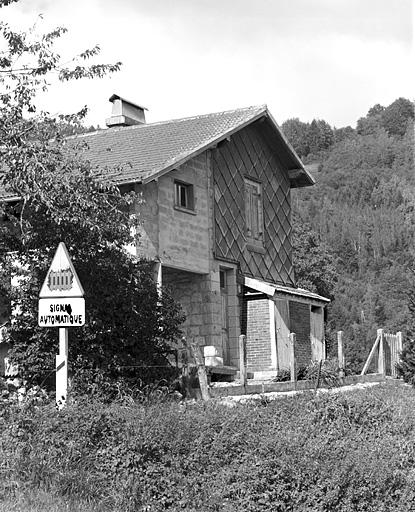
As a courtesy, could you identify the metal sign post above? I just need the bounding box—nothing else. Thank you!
[56,328,69,409]
[38,242,85,409]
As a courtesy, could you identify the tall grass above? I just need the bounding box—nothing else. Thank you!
[1,382,415,511]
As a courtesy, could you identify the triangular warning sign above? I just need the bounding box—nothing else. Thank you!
[39,242,84,298]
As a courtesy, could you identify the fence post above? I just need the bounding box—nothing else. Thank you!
[289,333,297,385]
[190,340,210,401]
[377,328,385,377]
[397,331,403,353]
[239,334,247,387]
[337,330,345,378]
[395,331,403,378]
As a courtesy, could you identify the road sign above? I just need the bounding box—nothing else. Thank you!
[39,242,84,298]
[38,297,85,327]
[38,242,85,410]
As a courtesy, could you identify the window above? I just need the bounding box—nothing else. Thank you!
[244,178,264,244]
[220,269,227,290]
[174,181,194,211]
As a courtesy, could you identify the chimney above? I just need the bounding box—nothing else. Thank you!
[106,94,147,127]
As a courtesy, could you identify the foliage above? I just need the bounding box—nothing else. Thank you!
[305,358,347,388]
[291,214,337,299]
[0,2,185,388]
[1,384,415,511]
[280,118,310,158]
[396,271,415,385]
[286,97,414,371]
[357,98,415,137]
[281,117,335,159]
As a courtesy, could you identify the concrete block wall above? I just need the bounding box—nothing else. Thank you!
[163,269,222,355]
[134,153,210,274]
[242,296,272,371]
[289,301,311,367]
[158,154,210,274]
[135,181,159,260]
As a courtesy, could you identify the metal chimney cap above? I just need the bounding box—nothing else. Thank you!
[108,94,148,111]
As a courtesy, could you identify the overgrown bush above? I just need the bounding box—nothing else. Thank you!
[305,358,345,387]
[396,337,415,386]
[1,383,415,511]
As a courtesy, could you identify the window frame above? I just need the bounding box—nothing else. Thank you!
[174,180,195,212]
[244,176,264,248]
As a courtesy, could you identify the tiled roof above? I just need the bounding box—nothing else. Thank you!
[0,105,313,200]
[78,105,270,184]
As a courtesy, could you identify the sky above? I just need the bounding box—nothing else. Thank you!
[1,0,413,129]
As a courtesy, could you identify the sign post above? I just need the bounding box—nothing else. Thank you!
[38,242,85,409]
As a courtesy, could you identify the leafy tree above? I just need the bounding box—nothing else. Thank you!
[281,118,310,158]
[0,3,184,388]
[291,214,337,300]
[396,271,415,385]
[292,98,414,371]
[306,119,334,156]
[381,97,414,137]
[333,125,355,143]
[367,104,385,117]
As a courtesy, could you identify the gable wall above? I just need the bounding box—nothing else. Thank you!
[135,153,210,274]
[212,123,295,286]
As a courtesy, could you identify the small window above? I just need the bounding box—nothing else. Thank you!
[174,181,194,211]
[244,178,264,244]
[219,270,227,290]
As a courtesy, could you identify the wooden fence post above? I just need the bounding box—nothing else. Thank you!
[377,328,385,377]
[393,331,403,378]
[289,333,297,385]
[190,340,210,401]
[239,334,247,387]
[337,331,345,378]
[361,331,380,376]
[397,331,403,353]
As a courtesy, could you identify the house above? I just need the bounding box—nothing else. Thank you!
[0,95,329,377]
[82,95,329,376]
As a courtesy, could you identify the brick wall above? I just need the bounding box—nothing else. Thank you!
[289,301,311,367]
[242,296,272,371]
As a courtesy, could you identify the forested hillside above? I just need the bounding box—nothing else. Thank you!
[283,98,414,370]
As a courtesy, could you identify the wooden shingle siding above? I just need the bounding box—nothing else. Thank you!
[213,122,295,286]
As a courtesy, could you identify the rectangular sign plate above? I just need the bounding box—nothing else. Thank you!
[38,298,85,327]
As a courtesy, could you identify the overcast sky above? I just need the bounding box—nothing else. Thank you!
[2,0,413,129]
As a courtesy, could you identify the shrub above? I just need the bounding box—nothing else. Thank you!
[1,383,415,511]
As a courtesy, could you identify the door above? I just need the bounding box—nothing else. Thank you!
[310,306,324,361]
[274,299,291,372]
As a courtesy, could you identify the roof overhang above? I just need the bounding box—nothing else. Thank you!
[243,276,330,306]
[141,107,315,188]
[0,104,315,200]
